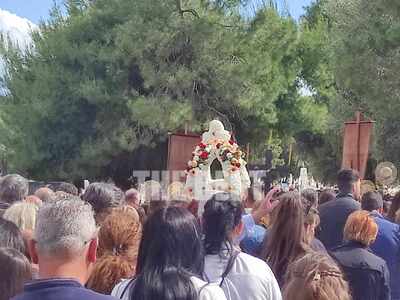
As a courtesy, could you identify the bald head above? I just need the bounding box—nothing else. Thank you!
[35,187,55,203]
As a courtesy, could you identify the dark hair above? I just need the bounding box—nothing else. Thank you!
[319,189,336,205]
[203,192,243,255]
[57,182,79,196]
[259,192,309,286]
[130,207,204,300]
[301,189,318,208]
[337,169,359,193]
[0,218,25,253]
[361,191,383,212]
[388,191,400,222]
[0,174,29,204]
[82,183,124,216]
[0,248,32,300]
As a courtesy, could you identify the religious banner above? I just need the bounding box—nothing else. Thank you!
[167,133,201,182]
[342,112,374,179]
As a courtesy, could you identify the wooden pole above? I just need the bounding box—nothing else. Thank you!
[356,111,361,173]
[288,142,293,166]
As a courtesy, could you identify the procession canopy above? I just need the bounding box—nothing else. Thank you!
[185,120,251,206]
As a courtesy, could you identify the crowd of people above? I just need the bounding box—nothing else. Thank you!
[0,169,400,300]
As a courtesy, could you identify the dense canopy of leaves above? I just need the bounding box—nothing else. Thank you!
[324,0,400,170]
[0,0,329,182]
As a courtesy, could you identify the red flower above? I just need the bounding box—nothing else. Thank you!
[199,143,207,149]
[229,140,234,145]
[199,151,209,159]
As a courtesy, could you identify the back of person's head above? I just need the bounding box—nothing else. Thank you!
[344,210,378,246]
[34,187,54,203]
[361,191,383,212]
[284,252,351,300]
[3,202,39,231]
[388,191,400,222]
[0,247,32,300]
[33,194,97,259]
[0,218,25,253]
[82,182,124,220]
[131,207,204,300]
[301,189,318,208]
[125,188,141,206]
[337,169,360,194]
[203,192,243,255]
[86,206,142,294]
[395,209,400,225]
[383,200,391,216]
[56,182,79,196]
[260,191,308,286]
[0,174,28,205]
[318,189,336,205]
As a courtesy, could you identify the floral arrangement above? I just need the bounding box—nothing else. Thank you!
[218,140,245,172]
[186,139,245,175]
[186,142,212,175]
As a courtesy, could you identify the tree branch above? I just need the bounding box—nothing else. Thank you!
[175,0,199,18]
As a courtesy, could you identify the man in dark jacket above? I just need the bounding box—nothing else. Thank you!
[317,169,361,250]
[362,191,400,300]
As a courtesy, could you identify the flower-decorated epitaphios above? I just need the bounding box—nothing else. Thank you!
[185,120,251,208]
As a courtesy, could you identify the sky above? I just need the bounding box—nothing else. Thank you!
[0,0,315,24]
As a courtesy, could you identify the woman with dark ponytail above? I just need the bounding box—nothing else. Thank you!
[203,193,281,300]
[111,206,227,300]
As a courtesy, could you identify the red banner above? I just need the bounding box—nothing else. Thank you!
[342,112,374,179]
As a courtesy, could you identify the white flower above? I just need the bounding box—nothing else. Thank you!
[194,156,200,161]
[227,153,233,159]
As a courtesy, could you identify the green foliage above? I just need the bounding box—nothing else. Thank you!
[325,0,400,164]
[0,0,330,181]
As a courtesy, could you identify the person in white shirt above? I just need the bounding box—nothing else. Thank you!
[202,193,282,300]
[112,206,226,300]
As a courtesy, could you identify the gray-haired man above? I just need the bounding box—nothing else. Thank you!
[12,195,116,300]
[0,174,29,215]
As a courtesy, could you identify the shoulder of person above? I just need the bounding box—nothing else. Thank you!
[236,252,277,278]
[191,277,227,300]
[111,278,133,299]
[70,287,118,300]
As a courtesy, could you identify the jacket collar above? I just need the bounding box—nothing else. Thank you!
[343,240,369,249]
[25,278,82,292]
[369,210,383,219]
[336,192,354,199]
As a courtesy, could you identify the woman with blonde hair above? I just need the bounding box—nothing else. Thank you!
[3,202,39,232]
[331,210,390,300]
[283,252,351,300]
[86,206,142,294]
